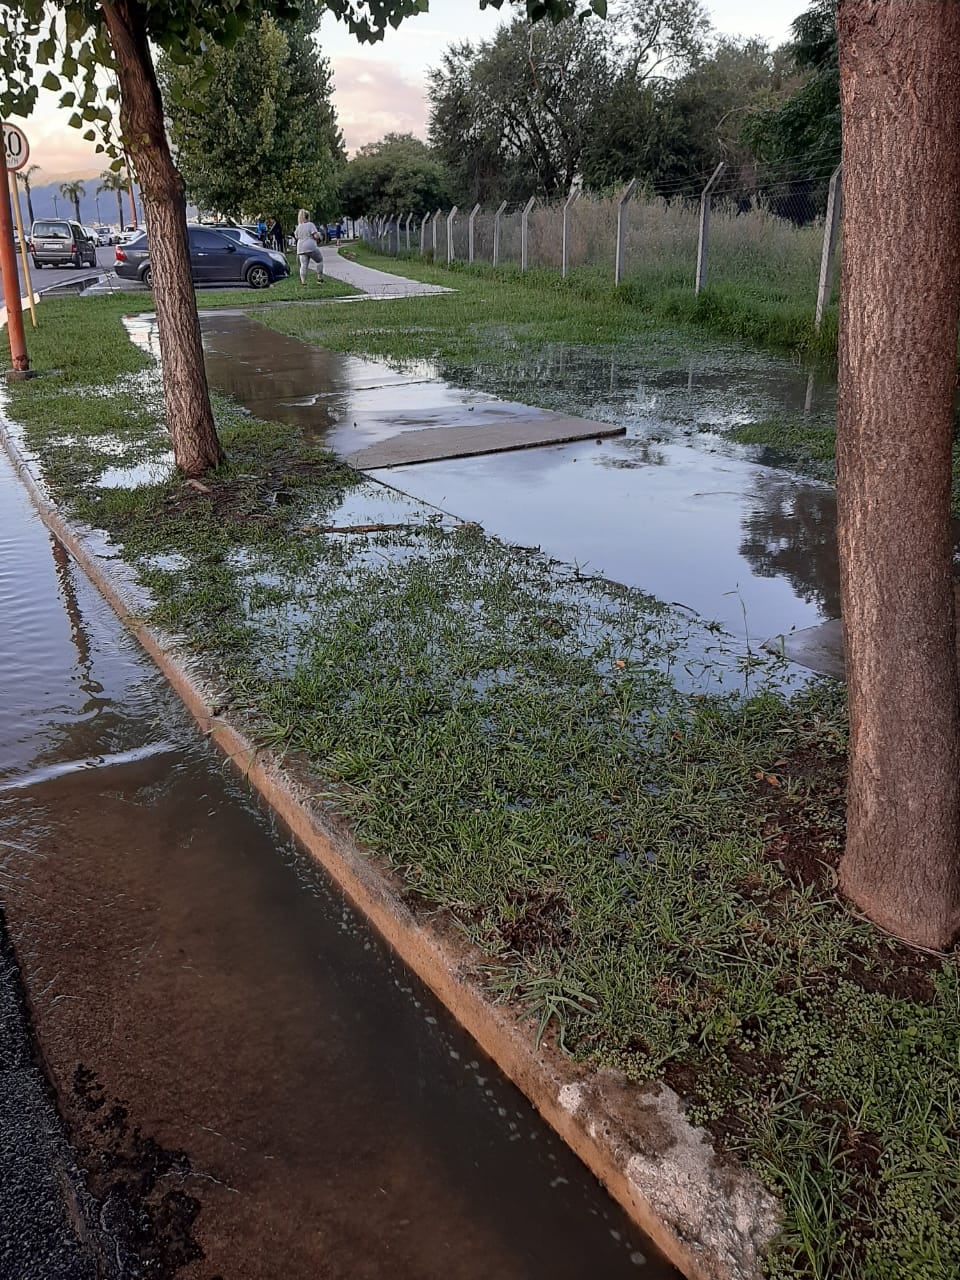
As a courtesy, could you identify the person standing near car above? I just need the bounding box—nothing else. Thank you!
[270,216,284,252]
[294,209,324,285]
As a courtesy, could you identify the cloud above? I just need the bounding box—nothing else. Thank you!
[9,87,104,181]
[331,56,431,152]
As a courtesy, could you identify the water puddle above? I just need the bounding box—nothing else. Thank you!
[123,309,860,654]
[0,450,676,1275]
[374,439,840,644]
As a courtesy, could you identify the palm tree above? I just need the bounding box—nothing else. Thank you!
[97,169,126,228]
[59,179,86,223]
[16,164,40,223]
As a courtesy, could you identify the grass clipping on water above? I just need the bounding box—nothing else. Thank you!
[5,296,960,1280]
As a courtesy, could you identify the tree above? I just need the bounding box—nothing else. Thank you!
[581,36,781,195]
[612,0,710,76]
[15,162,40,222]
[97,167,127,227]
[834,0,960,950]
[59,178,85,221]
[160,9,343,230]
[743,1,840,180]
[429,18,614,204]
[1,0,602,479]
[338,133,450,219]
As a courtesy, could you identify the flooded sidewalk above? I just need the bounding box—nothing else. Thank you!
[0,452,677,1276]
[179,311,844,654]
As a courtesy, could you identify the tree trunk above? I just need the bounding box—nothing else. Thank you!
[99,0,222,476]
[73,196,80,222]
[116,189,124,228]
[836,0,960,949]
[25,184,34,224]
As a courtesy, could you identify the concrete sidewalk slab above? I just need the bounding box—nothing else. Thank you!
[346,416,625,469]
[320,246,450,297]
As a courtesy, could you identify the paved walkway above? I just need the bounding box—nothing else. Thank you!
[320,246,450,297]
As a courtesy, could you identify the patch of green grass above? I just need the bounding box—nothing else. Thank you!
[725,419,839,485]
[338,244,839,360]
[197,259,360,309]
[5,295,960,1280]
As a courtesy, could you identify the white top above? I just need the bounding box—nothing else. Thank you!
[294,221,319,251]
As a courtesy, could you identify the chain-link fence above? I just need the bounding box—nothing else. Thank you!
[362,164,842,330]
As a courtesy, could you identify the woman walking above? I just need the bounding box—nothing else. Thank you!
[294,209,324,285]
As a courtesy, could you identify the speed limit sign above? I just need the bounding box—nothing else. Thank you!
[2,123,29,173]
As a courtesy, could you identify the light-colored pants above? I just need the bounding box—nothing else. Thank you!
[298,246,324,284]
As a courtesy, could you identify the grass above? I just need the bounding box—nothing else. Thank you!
[4,294,960,1280]
[197,257,360,309]
[336,241,838,360]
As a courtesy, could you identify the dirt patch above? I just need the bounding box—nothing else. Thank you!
[498,887,572,955]
[162,455,351,525]
[70,1067,205,1277]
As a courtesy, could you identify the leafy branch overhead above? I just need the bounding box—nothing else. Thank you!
[0,0,605,162]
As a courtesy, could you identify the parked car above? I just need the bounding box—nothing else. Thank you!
[29,219,97,269]
[217,224,287,270]
[92,225,112,247]
[114,225,289,290]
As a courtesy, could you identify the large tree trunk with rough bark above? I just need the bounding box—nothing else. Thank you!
[836,0,960,949]
[100,0,222,476]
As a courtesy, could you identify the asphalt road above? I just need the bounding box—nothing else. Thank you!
[10,244,115,297]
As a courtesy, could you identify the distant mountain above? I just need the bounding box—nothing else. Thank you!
[12,179,144,229]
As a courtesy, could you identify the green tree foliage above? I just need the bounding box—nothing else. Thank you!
[428,0,711,204]
[743,0,840,176]
[159,10,343,227]
[97,167,128,226]
[429,18,613,204]
[58,178,85,220]
[338,132,449,218]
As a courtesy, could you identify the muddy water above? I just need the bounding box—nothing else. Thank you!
[0,449,676,1277]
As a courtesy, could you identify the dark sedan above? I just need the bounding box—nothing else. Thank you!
[114,225,288,289]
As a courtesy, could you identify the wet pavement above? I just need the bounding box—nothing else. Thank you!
[131,313,626,469]
[0,448,677,1275]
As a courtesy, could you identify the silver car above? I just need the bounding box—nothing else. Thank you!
[30,219,97,269]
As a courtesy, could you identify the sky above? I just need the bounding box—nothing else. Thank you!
[11,0,802,182]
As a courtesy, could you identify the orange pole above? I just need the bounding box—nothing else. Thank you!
[0,142,29,373]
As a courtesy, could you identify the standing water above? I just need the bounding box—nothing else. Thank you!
[0,446,677,1276]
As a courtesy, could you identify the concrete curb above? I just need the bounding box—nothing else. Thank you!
[0,415,781,1280]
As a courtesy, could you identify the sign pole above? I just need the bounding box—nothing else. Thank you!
[0,135,29,376]
[9,173,36,328]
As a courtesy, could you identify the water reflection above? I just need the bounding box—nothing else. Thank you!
[739,475,841,619]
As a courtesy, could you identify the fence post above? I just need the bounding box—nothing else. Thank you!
[815,164,842,332]
[492,199,508,266]
[419,212,429,255]
[432,208,441,257]
[404,211,413,251]
[468,202,481,263]
[695,161,725,294]
[520,195,537,272]
[446,205,459,264]
[614,178,637,287]
[561,187,579,279]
